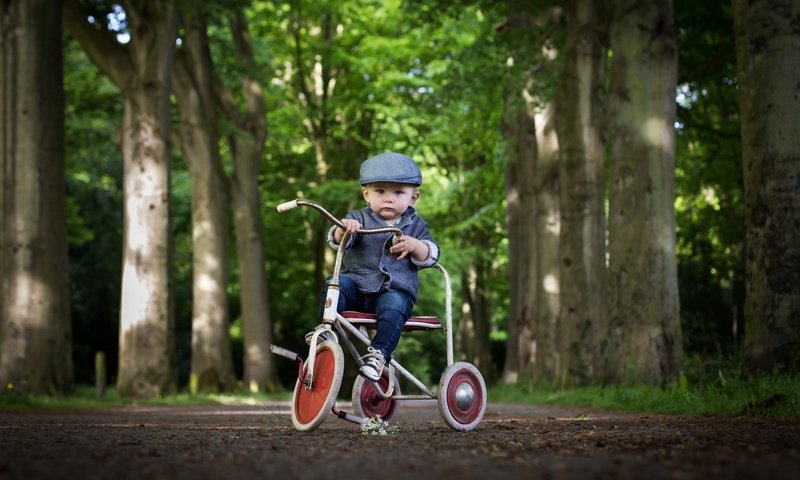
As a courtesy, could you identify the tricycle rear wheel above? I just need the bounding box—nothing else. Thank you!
[437,362,486,432]
[351,369,401,423]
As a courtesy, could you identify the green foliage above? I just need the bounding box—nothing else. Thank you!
[674,0,743,360]
[64,36,124,384]
[490,371,800,418]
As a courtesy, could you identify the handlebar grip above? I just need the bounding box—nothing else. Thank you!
[277,200,299,212]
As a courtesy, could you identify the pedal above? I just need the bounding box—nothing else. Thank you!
[269,345,300,362]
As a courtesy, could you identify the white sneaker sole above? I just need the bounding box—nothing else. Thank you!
[359,366,382,382]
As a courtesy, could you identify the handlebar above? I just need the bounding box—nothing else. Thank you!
[277,199,403,237]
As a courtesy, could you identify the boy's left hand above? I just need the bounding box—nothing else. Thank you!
[389,235,428,261]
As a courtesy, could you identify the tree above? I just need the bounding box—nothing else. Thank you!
[0,0,74,395]
[605,0,683,383]
[500,86,539,384]
[217,10,280,392]
[733,0,800,374]
[531,103,561,383]
[554,0,607,385]
[64,0,179,397]
[496,6,563,384]
[173,11,237,393]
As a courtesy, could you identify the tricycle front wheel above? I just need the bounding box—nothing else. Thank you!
[291,340,344,431]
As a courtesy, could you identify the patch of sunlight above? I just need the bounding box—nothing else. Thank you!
[702,186,721,211]
[544,274,559,294]
[644,117,671,148]
[120,263,148,331]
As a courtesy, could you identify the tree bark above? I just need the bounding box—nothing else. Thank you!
[554,0,607,386]
[498,10,565,385]
[173,13,237,393]
[606,0,682,384]
[0,0,73,395]
[733,0,800,374]
[500,88,538,385]
[64,0,179,398]
[531,104,561,383]
[217,11,279,392]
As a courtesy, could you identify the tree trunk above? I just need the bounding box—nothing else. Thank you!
[218,11,279,392]
[458,247,493,378]
[733,0,800,374]
[0,0,73,395]
[173,14,236,393]
[606,0,682,384]
[554,0,607,386]
[531,104,561,383]
[65,0,179,398]
[500,88,538,385]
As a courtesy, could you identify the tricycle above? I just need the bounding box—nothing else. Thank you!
[270,199,486,432]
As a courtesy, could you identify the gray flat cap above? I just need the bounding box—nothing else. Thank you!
[359,152,422,186]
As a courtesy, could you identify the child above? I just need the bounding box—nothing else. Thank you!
[326,152,439,381]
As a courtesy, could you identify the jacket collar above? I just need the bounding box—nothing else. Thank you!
[364,206,416,229]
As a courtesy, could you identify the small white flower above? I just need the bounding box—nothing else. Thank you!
[360,416,391,436]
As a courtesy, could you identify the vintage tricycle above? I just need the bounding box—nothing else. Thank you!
[270,199,486,432]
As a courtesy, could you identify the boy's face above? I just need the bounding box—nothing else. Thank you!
[362,182,419,222]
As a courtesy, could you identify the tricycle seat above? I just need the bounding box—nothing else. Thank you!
[341,311,442,331]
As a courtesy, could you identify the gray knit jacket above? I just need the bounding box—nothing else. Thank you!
[327,206,439,302]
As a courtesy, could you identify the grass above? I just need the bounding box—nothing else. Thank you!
[3,372,798,419]
[488,371,800,418]
[0,385,292,411]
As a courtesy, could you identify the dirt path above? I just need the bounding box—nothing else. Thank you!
[1,401,798,479]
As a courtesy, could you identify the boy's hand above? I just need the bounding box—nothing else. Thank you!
[341,218,362,234]
[390,235,429,262]
[333,218,362,243]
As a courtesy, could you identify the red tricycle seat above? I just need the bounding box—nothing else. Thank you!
[342,311,442,331]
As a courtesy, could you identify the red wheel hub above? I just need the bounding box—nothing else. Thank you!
[359,376,397,419]
[446,370,483,424]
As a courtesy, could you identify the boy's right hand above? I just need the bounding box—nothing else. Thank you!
[334,218,362,243]
[341,218,362,233]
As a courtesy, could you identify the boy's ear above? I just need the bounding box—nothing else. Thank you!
[410,189,420,205]
[362,186,370,202]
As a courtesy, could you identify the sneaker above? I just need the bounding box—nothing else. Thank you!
[359,347,385,381]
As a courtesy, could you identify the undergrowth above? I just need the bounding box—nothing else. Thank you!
[488,370,800,418]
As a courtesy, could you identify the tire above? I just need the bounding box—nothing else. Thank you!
[437,362,486,432]
[351,370,401,423]
[291,340,344,431]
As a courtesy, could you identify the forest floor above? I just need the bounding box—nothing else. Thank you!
[1,401,798,480]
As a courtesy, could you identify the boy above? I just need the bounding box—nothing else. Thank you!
[326,152,439,381]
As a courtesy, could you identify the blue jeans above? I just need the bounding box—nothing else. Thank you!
[321,275,413,362]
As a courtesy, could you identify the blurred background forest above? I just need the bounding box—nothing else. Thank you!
[2,0,798,399]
